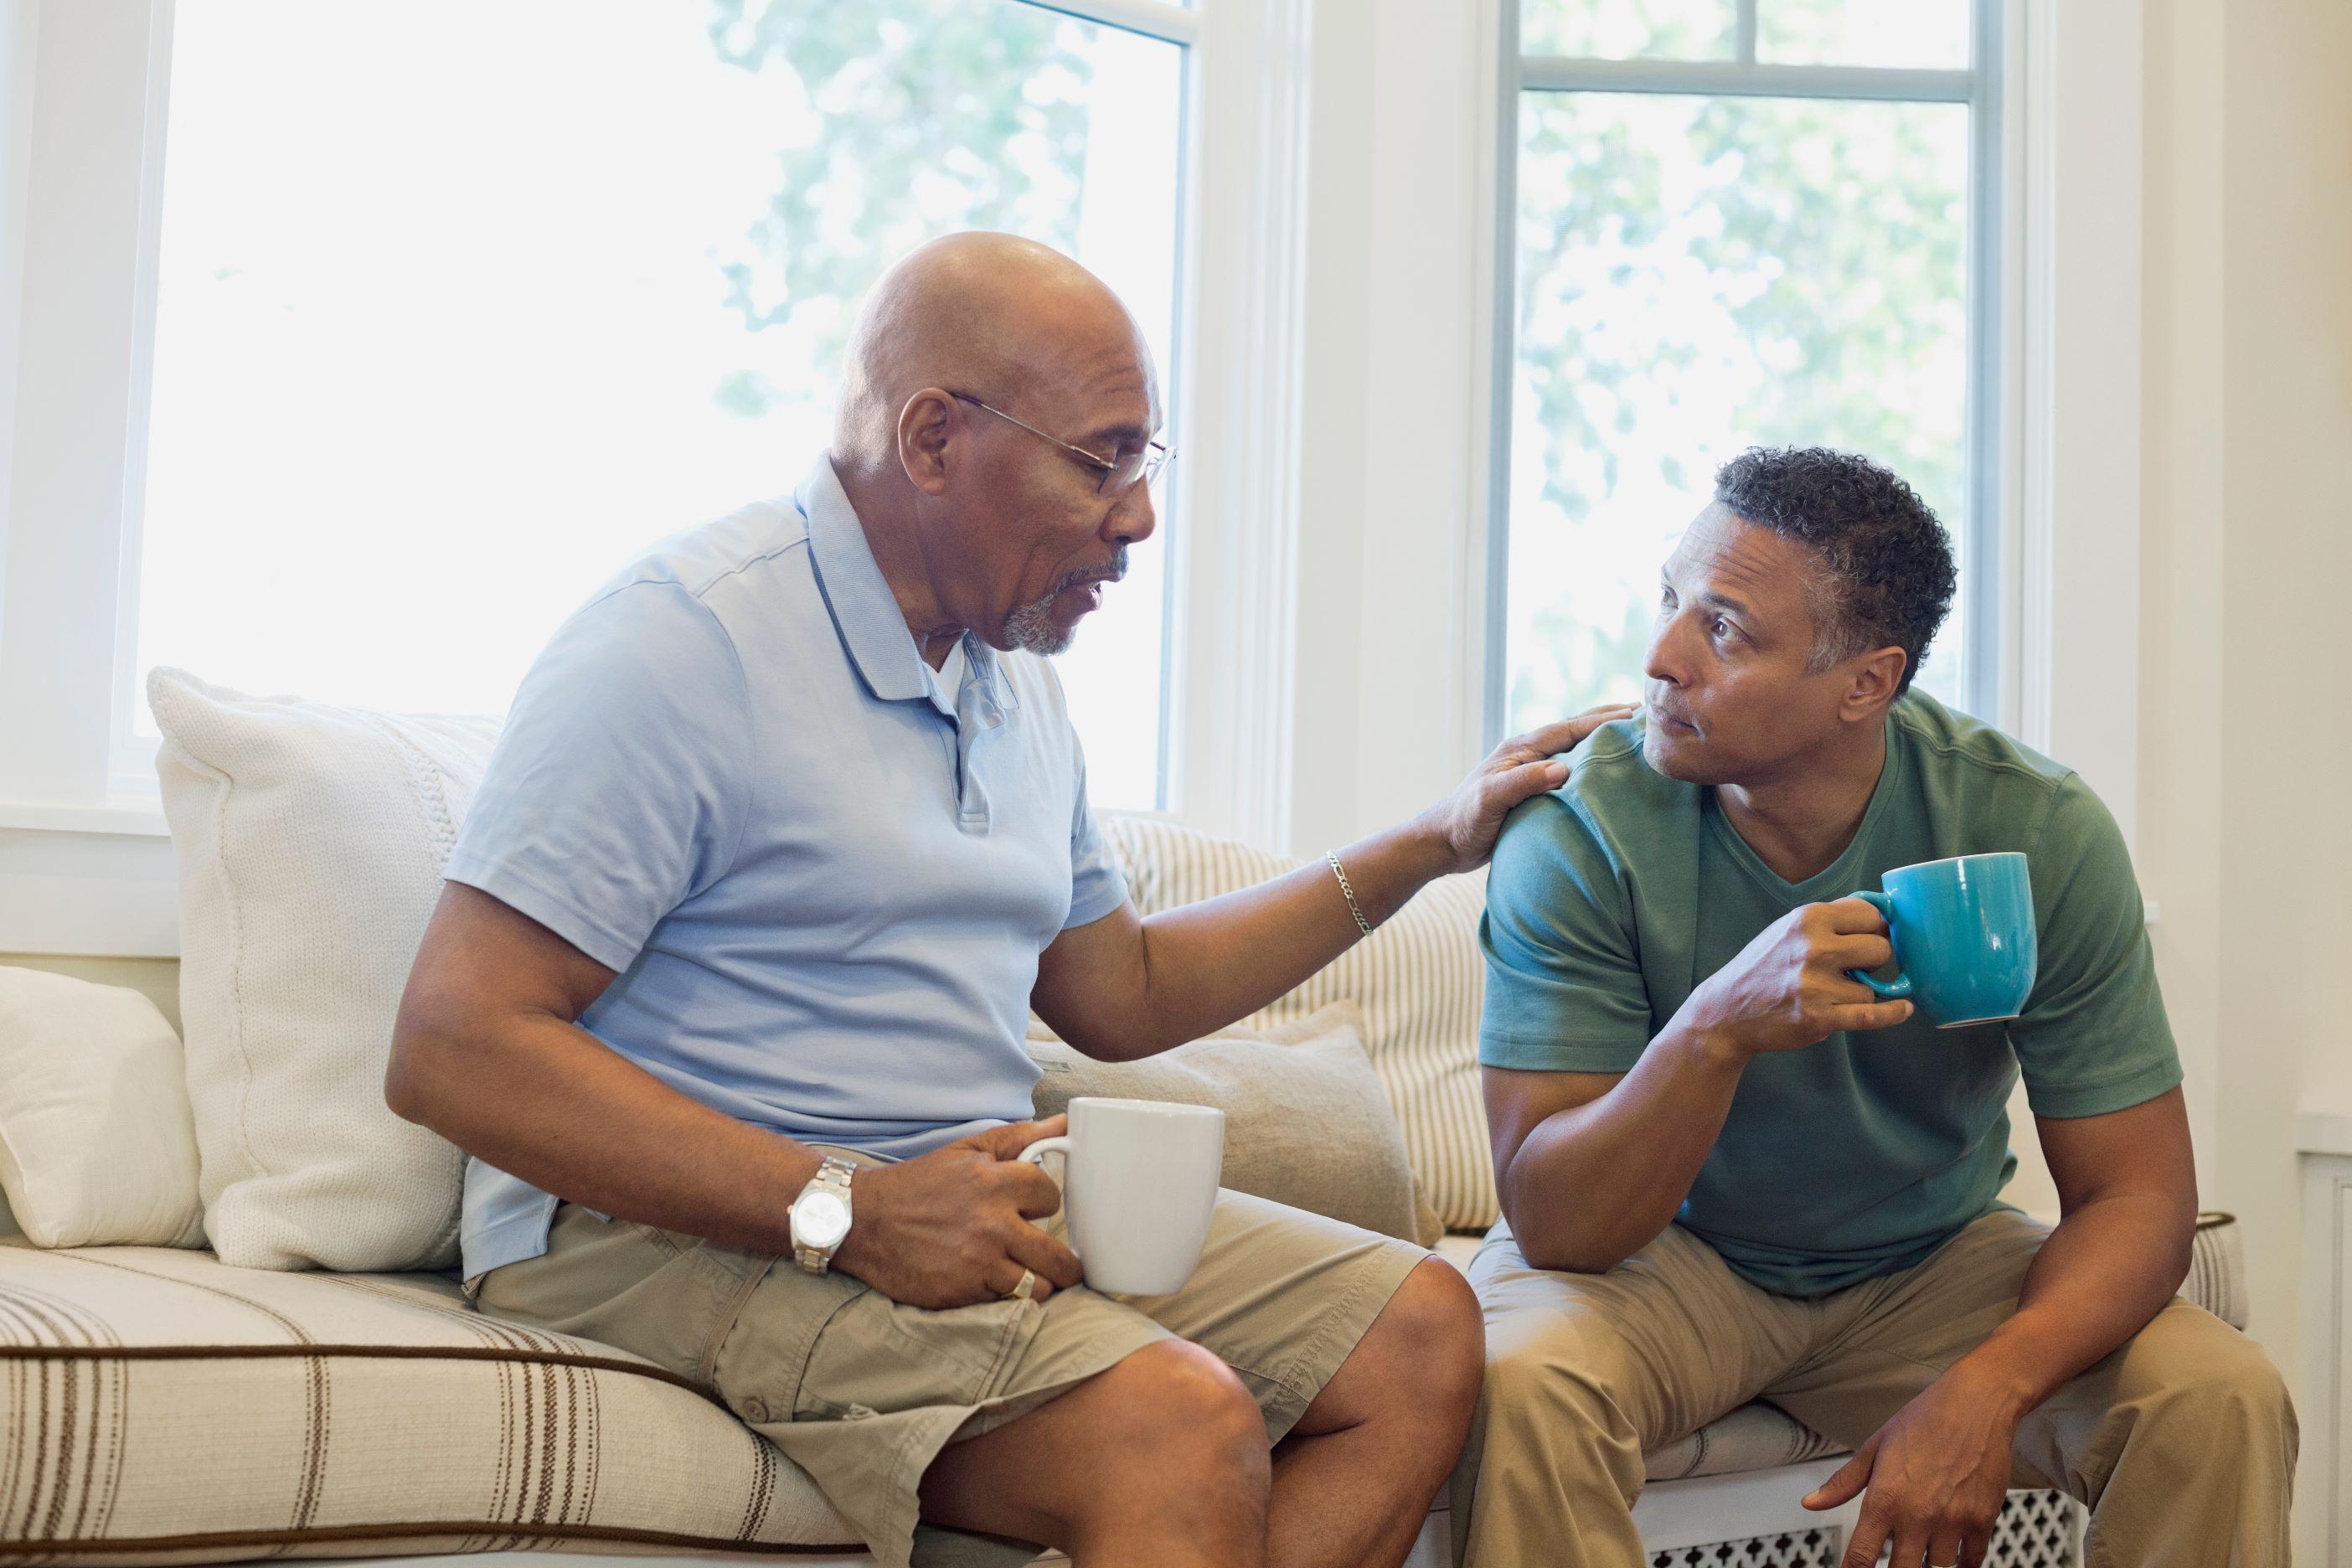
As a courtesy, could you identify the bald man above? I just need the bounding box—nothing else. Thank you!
[386,233,1627,1568]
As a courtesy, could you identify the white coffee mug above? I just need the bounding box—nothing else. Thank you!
[1019,1097,1225,1297]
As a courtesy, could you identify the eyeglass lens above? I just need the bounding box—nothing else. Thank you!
[1097,446,1171,496]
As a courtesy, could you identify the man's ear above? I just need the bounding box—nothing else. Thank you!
[1840,645,1909,721]
[897,388,958,496]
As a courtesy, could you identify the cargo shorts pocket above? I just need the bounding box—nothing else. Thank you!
[472,1205,777,1394]
[626,1220,689,1261]
[711,1262,881,1425]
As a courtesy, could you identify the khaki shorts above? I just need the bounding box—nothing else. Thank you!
[474,1170,1426,1568]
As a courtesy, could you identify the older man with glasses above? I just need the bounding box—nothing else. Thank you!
[386,231,1627,1568]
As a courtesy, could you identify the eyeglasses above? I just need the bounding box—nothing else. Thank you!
[950,391,1173,496]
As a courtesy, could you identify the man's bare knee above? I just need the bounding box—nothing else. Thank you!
[1033,1339,1267,1551]
[1390,1258,1485,1413]
[1307,1257,1485,1439]
[1097,1339,1269,1468]
[919,1339,1266,1552]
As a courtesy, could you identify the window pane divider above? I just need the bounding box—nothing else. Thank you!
[1963,0,2009,722]
[1519,57,1974,102]
[1736,0,1759,64]
[1022,0,1199,47]
[1480,0,1521,752]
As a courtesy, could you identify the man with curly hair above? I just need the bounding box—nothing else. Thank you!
[1457,448,2294,1568]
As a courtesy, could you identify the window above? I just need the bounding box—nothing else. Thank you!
[1491,0,2000,736]
[134,0,1185,808]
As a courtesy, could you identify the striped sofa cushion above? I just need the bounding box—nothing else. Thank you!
[0,1226,2255,1562]
[1096,813,1500,1230]
[0,1241,855,1564]
[2187,1209,2250,1330]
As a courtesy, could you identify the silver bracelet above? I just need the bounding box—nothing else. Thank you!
[1326,851,1373,936]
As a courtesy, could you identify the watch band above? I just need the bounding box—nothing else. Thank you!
[792,1155,857,1275]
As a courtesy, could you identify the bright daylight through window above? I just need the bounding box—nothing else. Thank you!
[1499,0,1991,735]
[137,0,1184,808]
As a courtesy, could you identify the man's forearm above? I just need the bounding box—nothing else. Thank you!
[1113,817,1455,1055]
[1502,1020,1746,1271]
[389,1012,823,1255]
[1944,1192,2194,1418]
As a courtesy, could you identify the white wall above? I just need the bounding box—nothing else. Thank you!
[2136,0,2229,1250]
[2134,0,2227,1243]
[2135,0,2352,1417]
[1287,0,1493,860]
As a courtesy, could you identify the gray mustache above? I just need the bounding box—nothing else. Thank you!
[1055,548,1129,595]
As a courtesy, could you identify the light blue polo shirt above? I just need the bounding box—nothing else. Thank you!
[446,457,1130,1279]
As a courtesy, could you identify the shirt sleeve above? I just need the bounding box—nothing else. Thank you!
[444,581,753,972]
[1478,792,1654,1073]
[2008,773,2184,1118]
[1063,739,1130,930]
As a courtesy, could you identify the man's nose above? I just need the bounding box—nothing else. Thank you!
[1107,481,1157,547]
[1643,614,1685,688]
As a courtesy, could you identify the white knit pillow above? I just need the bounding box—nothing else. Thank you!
[0,967,206,1249]
[1096,814,1498,1231]
[149,668,500,1271]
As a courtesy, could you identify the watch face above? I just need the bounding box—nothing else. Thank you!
[795,1190,850,1250]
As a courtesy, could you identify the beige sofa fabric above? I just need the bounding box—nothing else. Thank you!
[0,1218,2256,1560]
[0,1241,855,1564]
[1096,814,1500,1231]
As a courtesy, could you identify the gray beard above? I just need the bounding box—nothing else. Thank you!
[1003,587,1075,656]
[1002,547,1127,657]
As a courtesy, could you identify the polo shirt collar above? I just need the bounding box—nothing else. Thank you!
[796,456,1018,715]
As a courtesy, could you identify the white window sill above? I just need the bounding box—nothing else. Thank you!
[0,797,168,837]
[2299,1113,2352,1159]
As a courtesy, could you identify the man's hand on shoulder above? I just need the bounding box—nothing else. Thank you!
[832,1117,1085,1310]
[1417,702,1637,875]
[1679,897,1914,1061]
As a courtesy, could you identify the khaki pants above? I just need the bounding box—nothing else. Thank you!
[477,1185,1424,1568]
[1452,1209,2295,1568]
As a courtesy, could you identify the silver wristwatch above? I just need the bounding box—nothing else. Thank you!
[789,1156,857,1274]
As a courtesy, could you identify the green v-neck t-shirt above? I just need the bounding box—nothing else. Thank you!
[1478,692,2180,1297]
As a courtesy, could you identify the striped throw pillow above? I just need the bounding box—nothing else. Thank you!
[2189,1210,2249,1328]
[1094,813,1499,1232]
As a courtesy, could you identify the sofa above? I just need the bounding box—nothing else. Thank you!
[0,673,2251,1567]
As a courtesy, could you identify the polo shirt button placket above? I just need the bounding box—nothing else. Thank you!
[953,697,998,833]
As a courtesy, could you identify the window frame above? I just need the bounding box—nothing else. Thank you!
[0,0,1328,954]
[0,0,2154,958]
[1483,0,2011,746]
[6,0,1207,824]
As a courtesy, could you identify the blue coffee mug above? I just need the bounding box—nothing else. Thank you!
[1846,852,2037,1029]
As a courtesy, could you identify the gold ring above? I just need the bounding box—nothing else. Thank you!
[1000,1268,1036,1302]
